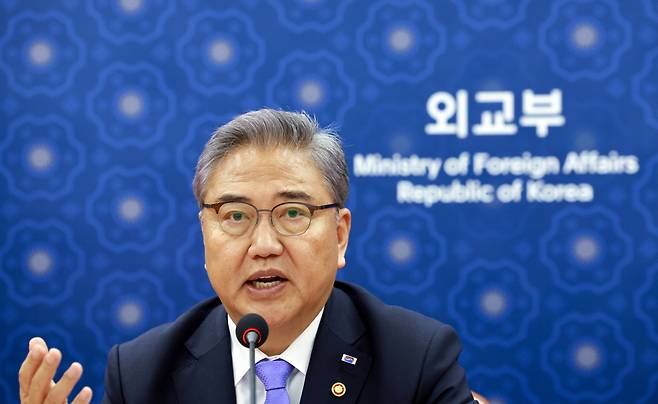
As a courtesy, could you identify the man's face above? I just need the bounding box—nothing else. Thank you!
[199,145,351,339]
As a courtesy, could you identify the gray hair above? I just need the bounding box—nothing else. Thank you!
[192,109,349,208]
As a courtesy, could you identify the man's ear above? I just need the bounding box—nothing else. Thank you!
[336,208,351,269]
[198,210,208,273]
[198,210,205,234]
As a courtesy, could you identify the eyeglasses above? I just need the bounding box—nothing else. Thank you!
[202,201,340,236]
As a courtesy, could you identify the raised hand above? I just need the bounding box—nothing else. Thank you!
[18,337,93,404]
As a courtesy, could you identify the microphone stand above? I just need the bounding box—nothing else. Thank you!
[237,313,268,404]
[246,331,258,404]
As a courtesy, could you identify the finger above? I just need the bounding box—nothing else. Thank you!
[18,341,47,401]
[29,337,48,351]
[70,386,93,404]
[45,362,83,404]
[28,348,61,402]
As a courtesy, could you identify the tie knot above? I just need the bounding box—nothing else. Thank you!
[255,359,294,391]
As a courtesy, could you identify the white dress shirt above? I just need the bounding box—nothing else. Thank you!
[228,308,324,404]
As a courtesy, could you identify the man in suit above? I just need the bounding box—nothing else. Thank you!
[18,109,477,403]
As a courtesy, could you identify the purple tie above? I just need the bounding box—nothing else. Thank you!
[255,359,294,404]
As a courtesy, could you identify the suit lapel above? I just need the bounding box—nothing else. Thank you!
[301,288,372,404]
[172,305,237,404]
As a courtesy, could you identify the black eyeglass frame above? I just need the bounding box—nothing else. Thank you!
[201,200,340,236]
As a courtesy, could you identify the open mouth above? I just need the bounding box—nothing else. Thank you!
[247,276,287,289]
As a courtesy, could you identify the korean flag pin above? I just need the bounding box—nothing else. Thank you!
[341,353,357,365]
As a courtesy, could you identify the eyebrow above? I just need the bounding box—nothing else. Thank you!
[277,190,313,201]
[214,194,251,204]
[212,190,313,204]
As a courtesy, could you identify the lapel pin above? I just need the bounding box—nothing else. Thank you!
[331,382,346,397]
[341,353,357,365]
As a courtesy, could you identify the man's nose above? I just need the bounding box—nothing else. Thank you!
[247,212,284,258]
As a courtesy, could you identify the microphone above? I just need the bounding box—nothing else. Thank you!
[236,313,268,348]
[236,313,269,404]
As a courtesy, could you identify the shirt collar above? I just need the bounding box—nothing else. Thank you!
[228,308,325,386]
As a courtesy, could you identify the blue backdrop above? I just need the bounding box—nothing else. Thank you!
[1,0,657,402]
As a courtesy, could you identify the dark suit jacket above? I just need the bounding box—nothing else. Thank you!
[103,281,476,403]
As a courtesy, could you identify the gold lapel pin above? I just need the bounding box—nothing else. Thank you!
[331,382,346,397]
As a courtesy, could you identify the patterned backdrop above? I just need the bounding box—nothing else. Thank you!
[1,0,657,402]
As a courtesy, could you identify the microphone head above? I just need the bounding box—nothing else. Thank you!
[235,313,269,348]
